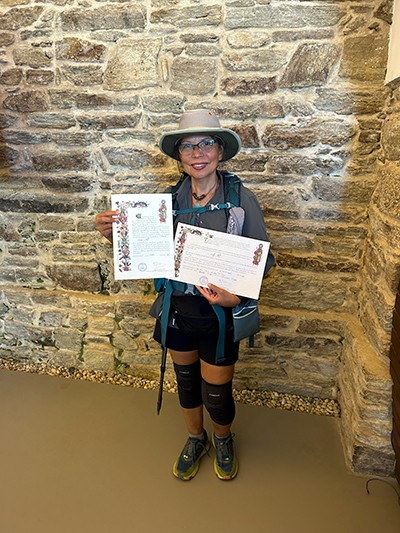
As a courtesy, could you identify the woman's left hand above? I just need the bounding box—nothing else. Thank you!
[196,283,240,308]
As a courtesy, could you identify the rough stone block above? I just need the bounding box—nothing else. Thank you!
[171,58,217,95]
[61,65,103,86]
[340,35,388,81]
[0,68,23,86]
[61,6,146,31]
[3,91,49,113]
[31,150,91,172]
[46,263,102,292]
[151,5,221,26]
[104,38,162,90]
[13,46,51,68]
[26,70,54,85]
[223,49,287,72]
[0,6,44,30]
[280,43,340,88]
[222,76,277,96]
[56,38,106,62]
[381,116,400,161]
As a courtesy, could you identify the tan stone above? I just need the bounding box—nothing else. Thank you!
[340,35,388,81]
[104,38,162,91]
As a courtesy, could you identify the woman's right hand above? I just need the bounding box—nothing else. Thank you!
[95,209,118,243]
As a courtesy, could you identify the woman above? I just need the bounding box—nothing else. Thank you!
[95,109,274,481]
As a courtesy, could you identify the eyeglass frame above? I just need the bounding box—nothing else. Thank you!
[177,137,223,156]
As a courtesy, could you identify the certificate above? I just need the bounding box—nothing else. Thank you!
[173,223,270,299]
[111,194,174,280]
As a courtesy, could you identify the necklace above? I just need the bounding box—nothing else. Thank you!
[192,179,218,202]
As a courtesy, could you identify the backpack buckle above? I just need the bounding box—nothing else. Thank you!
[209,203,220,211]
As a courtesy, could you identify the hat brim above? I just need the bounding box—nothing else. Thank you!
[159,127,241,162]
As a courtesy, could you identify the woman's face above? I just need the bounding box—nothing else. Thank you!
[178,135,223,183]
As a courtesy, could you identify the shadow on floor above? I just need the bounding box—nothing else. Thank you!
[0,369,399,533]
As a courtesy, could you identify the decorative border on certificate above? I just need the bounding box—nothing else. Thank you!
[114,199,149,273]
[111,194,174,280]
[175,225,203,276]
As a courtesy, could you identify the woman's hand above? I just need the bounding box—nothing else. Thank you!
[196,283,240,308]
[95,209,118,243]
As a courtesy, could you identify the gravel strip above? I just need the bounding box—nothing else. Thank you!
[0,358,340,417]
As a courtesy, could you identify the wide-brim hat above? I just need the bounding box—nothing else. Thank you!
[159,109,241,162]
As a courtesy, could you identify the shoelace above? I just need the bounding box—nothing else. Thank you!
[182,437,209,463]
[214,433,235,465]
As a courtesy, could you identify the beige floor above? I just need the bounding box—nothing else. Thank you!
[0,369,399,533]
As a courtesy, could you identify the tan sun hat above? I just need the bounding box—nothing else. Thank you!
[159,109,241,162]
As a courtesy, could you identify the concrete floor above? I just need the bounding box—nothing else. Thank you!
[0,368,399,533]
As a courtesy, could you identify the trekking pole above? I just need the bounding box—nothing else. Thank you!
[157,345,167,415]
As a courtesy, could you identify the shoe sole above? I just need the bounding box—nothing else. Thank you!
[212,433,239,481]
[213,457,239,480]
[172,439,211,481]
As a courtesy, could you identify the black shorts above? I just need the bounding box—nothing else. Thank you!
[153,313,240,367]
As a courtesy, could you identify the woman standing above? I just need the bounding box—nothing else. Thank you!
[95,109,274,481]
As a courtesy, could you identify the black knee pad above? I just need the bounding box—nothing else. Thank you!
[202,379,235,426]
[173,361,202,409]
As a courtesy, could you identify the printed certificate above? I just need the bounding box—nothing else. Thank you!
[173,223,270,299]
[111,193,174,280]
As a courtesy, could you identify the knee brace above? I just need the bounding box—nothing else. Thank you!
[202,379,235,426]
[173,361,203,409]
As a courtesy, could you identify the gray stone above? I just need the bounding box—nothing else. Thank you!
[226,5,344,30]
[77,112,141,131]
[41,176,92,193]
[268,154,319,176]
[340,35,388,81]
[2,130,49,145]
[171,58,217,95]
[262,270,355,313]
[374,0,393,24]
[0,114,17,128]
[223,49,287,72]
[27,113,76,129]
[227,30,271,49]
[61,65,103,86]
[3,91,49,113]
[0,68,23,85]
[316,88,386,115]
[312,176,376,204]
[263,119,355,149]
[351,445,395,477]
[151,5,221,27]
[13,46,51,68]
[0,6,44,30]
[60,6,146,31]
[104,38,162,91]
[278,253,359,273]
[46,264,102,292]
[31,150,91,172]
[280,44,340,88]
[56,38,106,62]
[26,69,54,85]
[75,94,113,109]
[0,192,88,213]
[0,146,19,168]
[102,147,163,170]
[222,76,277,96]
[272,29,334,42]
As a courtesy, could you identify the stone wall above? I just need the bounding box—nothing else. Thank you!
[0,0,397,475]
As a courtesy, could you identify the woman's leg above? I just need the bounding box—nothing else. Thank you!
[201,360,238,480]
[200,361,235,437]
[169,349,210,480]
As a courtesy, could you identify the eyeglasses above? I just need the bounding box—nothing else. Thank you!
[178,138,219,156]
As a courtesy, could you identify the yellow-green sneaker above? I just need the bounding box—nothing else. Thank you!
[212,432,239,480]
[173,431,210,481]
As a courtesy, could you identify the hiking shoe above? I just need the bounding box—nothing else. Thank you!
[173,431,210,481]
[212,432,239,480]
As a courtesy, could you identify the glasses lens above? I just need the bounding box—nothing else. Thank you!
[199,139,215,151]
[178,139,216,155]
